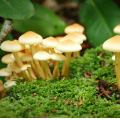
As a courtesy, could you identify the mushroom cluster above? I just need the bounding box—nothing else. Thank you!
[0,23,86,83]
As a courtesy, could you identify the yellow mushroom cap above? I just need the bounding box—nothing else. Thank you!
[34,44,46,52]
[64,23,84,34]
[20,64,31,71]
[56,39,82,52]
[33,51,51,61]
[1,40,25,52]
[42,36,59,48]
[113,24,120,33]
[51,53,66,61]
[72,32,87,41]
[0,68,12,76]
[103,35,120,52]
[59,33,83,44]
[1,53,14,64]
[18,31,43,45]
[4,80,16,88]
[20,52,33,62]
[6,65,21,73]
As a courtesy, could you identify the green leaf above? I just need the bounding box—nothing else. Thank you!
[0,0,35,19]
[13,2,67,37]
[79,0,120,47]
[0,23,13,55]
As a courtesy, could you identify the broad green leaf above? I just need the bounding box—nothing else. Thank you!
[79,0,120,47]
[0,24,13,55]
[0,0,35,19]
[13,2,67,37]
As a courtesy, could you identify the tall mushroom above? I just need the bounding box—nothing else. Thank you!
[18,31,46,80]
[103,35,120,89]
[0,40,31,80]
[56,40,82,78]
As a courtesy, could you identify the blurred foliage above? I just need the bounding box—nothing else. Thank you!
[13,2,67,37]
[79,0,120,47]
[0,0,35,19]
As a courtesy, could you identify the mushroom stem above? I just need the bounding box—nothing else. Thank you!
[63,52,72,78]
[27,61,37,80]
[30,61,39,77]
[115,52,120,89]
[44,61,52,79]
[49,48,55,54]
[41,61,49,80]
[12,52,32,80]
[13,72,19,79]
[30,45,46,79]
[61,61,66,77]
[53,61,60,79]
[73,51,80,58]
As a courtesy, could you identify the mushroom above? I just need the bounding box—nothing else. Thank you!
[64,23,85,34]
[51,53,66,79]
[18,31,46,80]
[103,35,120,89]
[72,32,87,41]
[1,53,14,64]
[20,52,37,79]
[4,80,16,88]
[56,40,82,78]
[33,51,52,80]
[0,40,31,80]
[113,24,120,33]
[20,64,33,81]
[42,36,59,54]
[59,33,83,58]
[0,68,12,77]
[6,65,21,79]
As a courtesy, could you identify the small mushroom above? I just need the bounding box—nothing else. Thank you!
[64,23,85,34]
[51,53,66,79]
[33,51,52,80]
[42,36,59,54]
[1,53,14,64]
[113,24,120,33]
[20,52,37,80]
[4,80,16,88]
[103,35,120,89]
[56,40,82,78]
[20,64,33,81]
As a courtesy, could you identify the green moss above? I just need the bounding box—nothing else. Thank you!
[0,45,120,118]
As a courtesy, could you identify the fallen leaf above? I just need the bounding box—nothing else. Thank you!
[84,71,93,78]
[78,100,83,107]
[63,98,71,105]
[52,110,57,113]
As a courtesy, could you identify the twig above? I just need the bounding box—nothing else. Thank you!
[99,86,111,100]
[0,19,13,45]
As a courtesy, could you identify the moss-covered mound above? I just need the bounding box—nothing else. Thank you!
[0,45,120,118]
